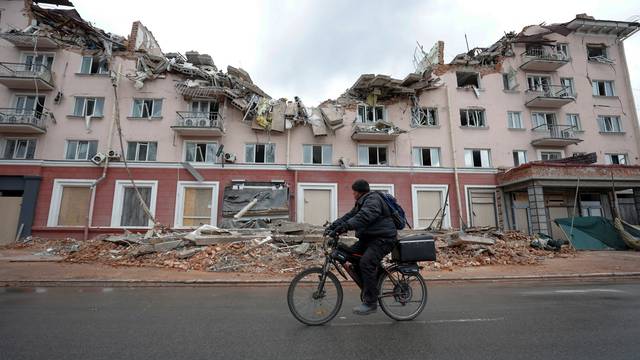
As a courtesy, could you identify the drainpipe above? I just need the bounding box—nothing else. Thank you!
[618,42,640,158]
[445,84,465,229]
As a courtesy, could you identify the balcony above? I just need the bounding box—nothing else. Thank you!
[351,121,404,141]
[0,109,47,134]
[0,32,59,49]
[171,112,224,136]
[520,48,569,71]
[0,62,54,90]
[531,124,582,147]
[525,85,575,108]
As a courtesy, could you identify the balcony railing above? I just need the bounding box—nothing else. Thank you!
[531,124,582,147]
[0,108,48,133]
[0,62,54,90]
[525,85,575,108]
[520,48,569,71]
[521,48,569,61]
[172,111,224,136]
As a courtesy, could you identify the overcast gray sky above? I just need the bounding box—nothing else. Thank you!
[72,0,640,106]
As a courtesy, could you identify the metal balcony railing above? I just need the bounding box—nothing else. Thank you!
[175,111,222,129]
[521,48,569,61]
[0,62,53,83]
[527,84,574,98]
[0,108,48,129]
[531,124,579,138]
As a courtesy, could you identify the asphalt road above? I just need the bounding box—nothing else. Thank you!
[1,280,639,360]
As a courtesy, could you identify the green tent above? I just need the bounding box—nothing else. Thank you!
[554,217,628,250]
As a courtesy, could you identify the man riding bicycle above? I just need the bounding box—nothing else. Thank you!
[325,179,397,315]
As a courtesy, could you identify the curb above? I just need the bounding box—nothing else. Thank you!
[2,272,640,287]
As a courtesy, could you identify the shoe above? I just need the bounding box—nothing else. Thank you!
[352,302,377,315]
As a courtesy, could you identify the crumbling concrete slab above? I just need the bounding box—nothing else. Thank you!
[448,234,497,247]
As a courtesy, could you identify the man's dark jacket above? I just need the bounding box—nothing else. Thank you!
[337,192,397,240]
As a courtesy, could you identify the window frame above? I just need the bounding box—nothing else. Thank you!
[174,181,219,228]
[592,80,615,96]
[358,144,388,166]
[2,138,37,159]
[64,140,98,160]
[507,111,523,129]
[512,150,527,167]
[184,141,218,163]
[72,96,105,117]
[556,43,570,59]
[357,104,385,123]
[412,147,441,167]
[302,144,332,165]
[46,179,95,227]
[245,143,276,164]
[131,98,163,119]
[597,115,623,133]
[605,153,628,165]
[560,77,575,96]
[464,149,491,168]
[79,55,109,75]
[412,107,438,127]
[526,75,551,92]
[110,180,158,228]
[538,150,565,161]
[566,114,582,131]
[126,141,158,162]
[587,44,608,60]
[460,109,486,128]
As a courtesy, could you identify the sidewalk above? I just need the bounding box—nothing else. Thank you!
[1,248,639,286]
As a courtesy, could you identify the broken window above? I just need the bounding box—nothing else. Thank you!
[412,108,438,127]
[464,149,490,168]
[132,99,163,118]
[2,139,36,159]
[185,142,217,163]
[65,140,98,160]
[502,73,517,90]
[460,109,486,127]
[512,150,527,167]
[507,111,523,129]
[597,116,622,133]
[358,145,387,165]
[592,80,615,96]
[14,95,46,118]
[357,105,385,123]
[412,147,440,167]
[80,55,109,74]
[587,45,608,60]
[245,143,275,163]
[73,97,104,117]
[605,154,627,165]
[531,112,556,130]
[56,185,91,226]
[540,151,562,161]
[556,43,570,59]
[560,78,575,96]
[126,141,157,161]
[566,114,581,131]
[456,72,479,88]
[303,144,332,165]
[120,186,152,227]
[527,75,551,92]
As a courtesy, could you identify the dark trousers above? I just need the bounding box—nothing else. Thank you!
[350,237,396,305]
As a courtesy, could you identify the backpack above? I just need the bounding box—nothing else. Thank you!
[375,191,411,230]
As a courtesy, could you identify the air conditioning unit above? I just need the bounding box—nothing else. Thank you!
[184,119,194,126]
[107,150,121,159]
[224,152,236,163]
[198,119,208,127]
[91,152,107,165]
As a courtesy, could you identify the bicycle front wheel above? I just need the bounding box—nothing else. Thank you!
[287,267,343,326]
[378,268,427,321]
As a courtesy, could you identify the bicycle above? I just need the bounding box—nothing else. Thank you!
[287,232,432,326]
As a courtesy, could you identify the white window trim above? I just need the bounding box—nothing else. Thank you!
[245,143,276,164]
[73,96,104,117]
[183,141,218,163]
[110,180,158,228]
[47,179,95,227]
[302,144,332,165]
[413,147,441,167]
[604,153,628,165]
[131,98,163,118]
[464,148,492,168]
[63,140,97,160]
[20,52,55,68]
[358,144,389,166]
[464,185,498,227]
[513,150,528,167]
[174,181,219,228]
[507,111,523,129]
[537,149,565,161]
[2,137,37,159]
[296,183,338,223]
[411,184,450,229]
[357,104,386,123]
[370,184,395,196]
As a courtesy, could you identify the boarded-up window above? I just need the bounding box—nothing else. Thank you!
[120,186,151,226]
[57,186,91,226]
[469,190,497,227]
[416,190,442,228]
[182,187,212,226]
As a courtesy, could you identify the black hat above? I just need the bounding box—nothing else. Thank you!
[351,179,370,193]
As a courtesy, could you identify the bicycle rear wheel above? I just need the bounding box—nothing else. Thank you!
[287,267,343,326]
[377,268,427,321]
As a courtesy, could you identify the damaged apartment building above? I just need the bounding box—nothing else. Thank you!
[0,0,639,243]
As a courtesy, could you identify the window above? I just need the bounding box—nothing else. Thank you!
[111,180,157,228]
[605,154,627,165]
[513,151,527,167]
[303,144,332,165]
[597,116,623,133]
[592,81,615,96]
[412,147,440,167]
[456,72,479,87]
[358,145,387,165]
[566,114,581,131]
[65,140,98,160]
[587,44,608,60]
[245,143,275,163]
[464,149,491,168]
[527,75,551,92]
[460,109,486,127]
[175,182,218,228]
[191,100,219,118]
[126,141,157,161]
[531,112,556,130]
[556,43,569,59]
[507,111,523,129]
[73,97,104,117]
[132,99,163,118]
[185,142,217,163]
[2,139,36,159]
[47,180,93,227]
[502,72,517,90]
[80,55,109,74]
[560,78,575,96]
[412,107,438,126]
[540,151,562,161]
[357,105,384,123]
[23,53,54,71]
[14,95,46,118]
